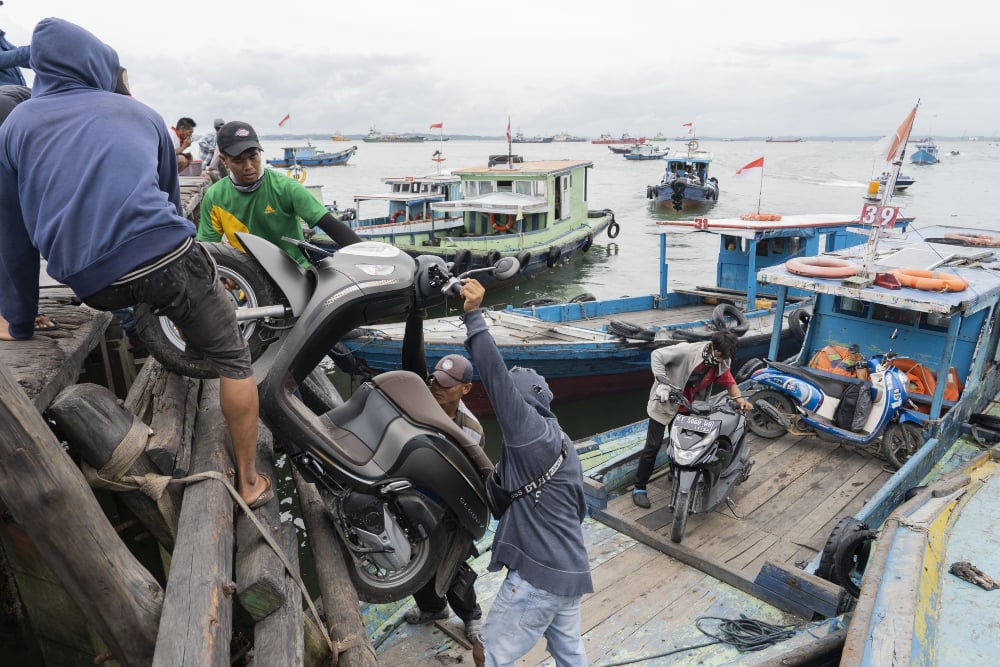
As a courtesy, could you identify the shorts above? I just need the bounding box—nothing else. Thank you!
[83,241,253,380]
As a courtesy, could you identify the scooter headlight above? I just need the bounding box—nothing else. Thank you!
[670,415,720,466]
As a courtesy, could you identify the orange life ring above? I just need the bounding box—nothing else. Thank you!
[740,213,783,221]
[890,268,968,292]
[785,256,858,278]
[942,232,1000,247]
[491,213,515,232]
[389,210,406,224]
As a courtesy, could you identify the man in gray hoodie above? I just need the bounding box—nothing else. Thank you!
[458,279,591,667]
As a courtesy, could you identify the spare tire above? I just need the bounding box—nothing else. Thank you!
[735,357,766,383]
[608,320,655,341]
[712,303,749,336]
[817,516,869,586]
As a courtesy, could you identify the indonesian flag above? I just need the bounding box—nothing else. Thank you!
[506,117,511,143]
[886,105,918,163]
[278,113,291,127]
[429,122,443,129]
[682,122,693,127]
[736,156,765,174]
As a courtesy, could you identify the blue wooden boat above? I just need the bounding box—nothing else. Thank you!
[338,214,869,415]
[910,138,940,164]
[622,143,668,160]
[646,141,719,208]
[265,142,357,168]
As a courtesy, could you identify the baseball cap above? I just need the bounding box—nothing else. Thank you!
[214,117,225,129]
[432,355,473,387]
[217,121,262,156]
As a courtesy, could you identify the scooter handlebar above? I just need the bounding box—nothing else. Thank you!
[440,256,521,297]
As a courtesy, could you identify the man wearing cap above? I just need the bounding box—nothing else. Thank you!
[399,310,486,663]
[198,120,361,267]
[0,18,272,508]
[458,278,591,667]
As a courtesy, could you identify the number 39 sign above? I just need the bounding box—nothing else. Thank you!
[860,203,900,227]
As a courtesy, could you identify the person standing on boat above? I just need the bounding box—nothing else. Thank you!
[632,332,753,509]
[400,310,487,664]
[459,278,592,667]
[0,18,272,509]
[199,117,226,182]
[197,120,361,267]
[171,116,197,172]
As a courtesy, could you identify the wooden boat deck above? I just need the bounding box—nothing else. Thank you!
[595,429,894,591]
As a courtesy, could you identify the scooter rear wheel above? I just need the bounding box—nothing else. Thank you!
[881,422,925,470]
[747,390,795,439]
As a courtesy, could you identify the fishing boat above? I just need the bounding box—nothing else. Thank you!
[607,145,633,154]
[265,142,357,168]
[362,127,425,143]
[622,143,668,160]
[591,132,645,145]
[648,131,668,142]
[646,139,719,209]
[312,155,616,285]
[765,136,803,143]
[337,214,868,415]
[910,138,940,164]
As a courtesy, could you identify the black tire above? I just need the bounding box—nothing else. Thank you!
[607,221,621,239]
[670,488,691,544]
[607,319,655,341]
[817,516,869,585]
[788,309,811,340]
[486,249,502,267]
[747,389,795,438]
[298,366,344,414]
[881,422,925,470]
[735,357,766,383]
[546,246,563,268]
[341,516,452,603]
[569,292,596,303]
[581,234,594,252]
[516,250,531,271]
[327,342,361,376]
[452,249,472,274]
[671,328,714,341]
[713,303,749,336]
[522,297,559,308]
[134,243,284,379]
[834,528,876,598]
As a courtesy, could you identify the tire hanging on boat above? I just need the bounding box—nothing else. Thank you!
[582,234,593,252]
[569,292,596,303]
[516,250,532,272]
[788,309,811,339]
[451,249,472,274]
[712,303,749,336]
[607,221,620,239]
[486,249,502,267]
[546,246,562,268]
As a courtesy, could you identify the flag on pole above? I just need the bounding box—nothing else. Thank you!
[506,117,511,143]
[736,157,765,174]
[429,122,443,129]
[682,122,693,127]
[278,113,291,127]
[886,104,918,163]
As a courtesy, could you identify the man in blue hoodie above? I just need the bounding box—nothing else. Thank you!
[458,278,592,667]
[0,18,271,509]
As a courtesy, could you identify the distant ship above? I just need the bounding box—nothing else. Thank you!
[363,127,425,143]
[552,132,587,142]
[765,136,803,143]
[512,131,553,144]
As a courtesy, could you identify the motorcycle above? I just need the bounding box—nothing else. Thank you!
[746,330,927,469]
[136,234,520,602]
[664,391,752,543]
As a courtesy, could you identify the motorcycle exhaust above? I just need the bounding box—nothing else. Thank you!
[233,304,291,321]
[754,399,790,429]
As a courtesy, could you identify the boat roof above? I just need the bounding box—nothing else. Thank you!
[666,152,712,164]
[432,191,547,214]
[353,193,447,204]
[757,223,1000,315]
[381,173,459,186]
[656,213,862,239]
[451,159,593,177]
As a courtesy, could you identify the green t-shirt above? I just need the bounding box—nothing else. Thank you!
[198,169,328,267]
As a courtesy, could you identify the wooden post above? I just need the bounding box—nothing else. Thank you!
[47,383,178,549]
[252,523,305,665]
[293,467,378,667]
[0,362,162,665]
[152,380,235,667]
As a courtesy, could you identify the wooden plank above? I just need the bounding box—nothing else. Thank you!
[252,523,304,666]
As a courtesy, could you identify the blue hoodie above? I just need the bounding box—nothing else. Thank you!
[0,18,194,339]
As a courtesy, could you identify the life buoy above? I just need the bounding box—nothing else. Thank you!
[942,232,1000,247]
[890,268,968,292]
[607,221,620,239]
[785,256,858,278]
[491,213,515,232]
[688,140,699,151]
[286,166,307,184]
[389,210,406,224]
[546,246,562,268]
[581,234,593,252]
[740,213,783,221]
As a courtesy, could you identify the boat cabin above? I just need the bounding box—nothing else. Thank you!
[350,172,463,231]
[663,155,711,184]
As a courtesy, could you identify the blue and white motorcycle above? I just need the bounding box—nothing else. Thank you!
[745,331,927,469]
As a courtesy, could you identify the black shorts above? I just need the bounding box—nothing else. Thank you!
[84,241,253,380]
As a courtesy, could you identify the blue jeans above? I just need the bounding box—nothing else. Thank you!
[483,570,587,667]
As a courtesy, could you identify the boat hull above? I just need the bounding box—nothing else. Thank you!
[267,146,356,168]
[910,149,939,164]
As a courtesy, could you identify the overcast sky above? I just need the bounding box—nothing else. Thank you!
[3,1,993,139]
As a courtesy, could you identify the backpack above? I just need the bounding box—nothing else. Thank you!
[834,381,874,431]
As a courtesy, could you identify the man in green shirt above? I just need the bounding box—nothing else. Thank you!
[198,121,360,266]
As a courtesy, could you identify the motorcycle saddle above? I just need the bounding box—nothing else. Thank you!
[768,361,859,400]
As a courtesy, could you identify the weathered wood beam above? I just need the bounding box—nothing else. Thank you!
[123,360,200,476]
[0,363,162,665]
[152,381,235,666]
[252,523,305,665]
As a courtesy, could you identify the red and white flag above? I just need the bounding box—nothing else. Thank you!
[278,113,291,127]
[429,122,443,129]
[886,105,917,163]
[506,117,511,143]
[736,157,765,174]
[681,122,693,128]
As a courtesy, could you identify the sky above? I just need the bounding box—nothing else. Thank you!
[3,1,994,139]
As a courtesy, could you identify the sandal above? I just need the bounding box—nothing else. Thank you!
[34,315,61,331]
[247,473,275,509]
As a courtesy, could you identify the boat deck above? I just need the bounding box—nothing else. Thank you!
[595,428,894,589]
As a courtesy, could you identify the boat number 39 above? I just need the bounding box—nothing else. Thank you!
[860,204,900,227]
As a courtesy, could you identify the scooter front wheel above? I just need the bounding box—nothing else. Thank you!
[881,422,925,469]
[670,489,691,543]
[747,389,795,439]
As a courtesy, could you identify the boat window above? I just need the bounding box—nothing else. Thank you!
[723,235,739,251]
[872,304,918,326]
[755,240,769,257]
[789,237,802,255]
[497,180,513,193]
[772,238,785,254]
[834,296,869,317]
[919,311,951,332]
[515,181,534,195]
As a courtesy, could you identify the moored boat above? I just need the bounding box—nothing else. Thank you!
[910,138,940,164]
[646,140,719,209]
[622,143,668,160]
[265,142,357,168]
[591,132,645,145]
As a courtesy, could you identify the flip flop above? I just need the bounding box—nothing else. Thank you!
[246,473,274,510]
[34,316,61,331]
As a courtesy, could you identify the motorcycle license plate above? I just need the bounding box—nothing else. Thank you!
[676,415,715,433]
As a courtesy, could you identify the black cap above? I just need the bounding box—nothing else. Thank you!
[217,121,262,157]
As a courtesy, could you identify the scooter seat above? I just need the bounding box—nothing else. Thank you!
[372,371,494,479]
[768,361,861,400]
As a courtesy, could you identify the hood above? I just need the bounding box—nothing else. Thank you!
[511,367,555,417]
[29,18,119,97]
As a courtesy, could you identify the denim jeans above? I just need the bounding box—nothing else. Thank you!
[483,570,587,667]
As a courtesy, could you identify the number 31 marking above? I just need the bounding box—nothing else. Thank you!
[860,204,899,227]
